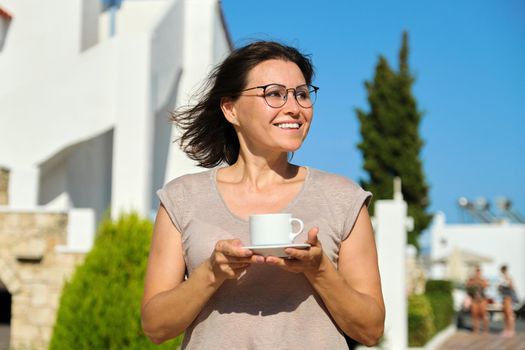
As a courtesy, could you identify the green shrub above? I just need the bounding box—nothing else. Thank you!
[426,279,453,294]
[408,294,435,347]
[425,280,454,332]
[49,213,182,350]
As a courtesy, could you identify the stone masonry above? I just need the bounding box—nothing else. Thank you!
[0,173,86,349]
[0,168,7,205]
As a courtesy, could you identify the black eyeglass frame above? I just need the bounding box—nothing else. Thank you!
[240,83,319,109]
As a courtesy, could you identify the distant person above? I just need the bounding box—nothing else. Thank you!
[498,265,517,337]
[466,266,489,333]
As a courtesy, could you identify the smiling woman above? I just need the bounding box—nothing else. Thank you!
[221,59,313,160]
[141,41,385,349]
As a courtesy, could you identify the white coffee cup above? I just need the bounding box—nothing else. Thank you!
[249,213,304,246]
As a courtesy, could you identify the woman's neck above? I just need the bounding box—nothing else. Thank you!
[221,154,300,189]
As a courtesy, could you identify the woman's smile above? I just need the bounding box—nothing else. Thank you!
[273,122,302,130]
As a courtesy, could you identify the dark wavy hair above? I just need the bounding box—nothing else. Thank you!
[171,41,315,168]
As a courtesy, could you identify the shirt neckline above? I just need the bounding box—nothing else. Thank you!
[210,166,311,223]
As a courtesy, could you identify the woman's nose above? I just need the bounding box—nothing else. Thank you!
[282,90,301,113]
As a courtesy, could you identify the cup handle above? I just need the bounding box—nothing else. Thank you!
[289,218,304,242]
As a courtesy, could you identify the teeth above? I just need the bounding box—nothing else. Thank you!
[276,123,300,129]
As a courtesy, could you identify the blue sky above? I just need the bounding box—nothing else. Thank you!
[221,0,525,224]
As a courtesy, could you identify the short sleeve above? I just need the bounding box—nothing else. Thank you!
[156,178,186,232]
[311,169,372,242]
[341,185,372,241]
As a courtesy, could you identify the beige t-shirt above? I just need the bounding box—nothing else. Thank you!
[157,167,371,350]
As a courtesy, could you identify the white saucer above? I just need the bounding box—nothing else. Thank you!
[242,243,311,258]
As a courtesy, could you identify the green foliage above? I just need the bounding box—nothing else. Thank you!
[408,294,435,347]
[356,31,432,248]
[426,279,453,294]
[425,280,454,332]
[49,213,182,350]
[407,280,453,347]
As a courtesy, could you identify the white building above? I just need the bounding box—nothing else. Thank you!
[0,1,231,348]
[0,0,231,231]
[430,212,525,302]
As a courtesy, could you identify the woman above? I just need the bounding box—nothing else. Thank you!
[141,41,385,349]
[466,266,489,333]
[499,265,517,337]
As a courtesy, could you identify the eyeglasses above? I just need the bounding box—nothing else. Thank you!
[240,83,319,108]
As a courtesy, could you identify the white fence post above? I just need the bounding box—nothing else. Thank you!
[374,182,411,350]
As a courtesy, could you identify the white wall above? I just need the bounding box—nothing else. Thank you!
[0,0,98,95]
[110,33,154,216]
[39,129,113,223]
[150,0,184,213]
[165,0,227,182]
[0,0,232,221]
[98,0,168,40]
[0,39,116,167]
[81,0,101,51]
[0,36,117,208]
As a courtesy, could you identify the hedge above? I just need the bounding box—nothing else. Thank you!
[425,280,454,332]
[49,213,182,350]
[408,280,454,347]
[408,294,435,347]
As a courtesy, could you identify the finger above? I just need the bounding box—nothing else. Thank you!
[224,254,265,264]
[250,255,266,264]
[230,239,243,247]
[228,260,255,266]
[306,227,320,246]
[266,256,301,272]
[216,239,253,257]
[265,256,284,266]
[214,254,254,265]
[284,247,311,260]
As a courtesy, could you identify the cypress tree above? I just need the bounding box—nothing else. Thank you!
[356,31,432,248]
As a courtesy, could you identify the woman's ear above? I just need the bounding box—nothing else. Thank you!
[220,97,239,126]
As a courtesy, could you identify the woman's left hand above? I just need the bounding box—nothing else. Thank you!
[265,227,325,275]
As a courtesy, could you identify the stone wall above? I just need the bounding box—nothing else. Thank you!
[0,168,7,205]
[0,211,85,350]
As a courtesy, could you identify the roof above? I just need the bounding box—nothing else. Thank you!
[0,6,12,20]
[434,247,494,265]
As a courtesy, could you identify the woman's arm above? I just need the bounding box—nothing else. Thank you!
[267,205,385,346]
[141,205,258,344]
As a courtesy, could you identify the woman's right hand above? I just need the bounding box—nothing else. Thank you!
[207,239,262,284]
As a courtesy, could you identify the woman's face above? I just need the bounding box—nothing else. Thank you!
[223,59,314,156]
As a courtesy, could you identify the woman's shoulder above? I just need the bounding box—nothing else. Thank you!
[306,167,372,208]
[161,168,214,192]
[307,167,367,193]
